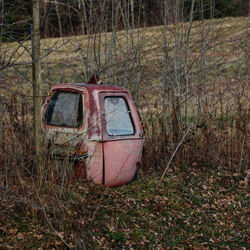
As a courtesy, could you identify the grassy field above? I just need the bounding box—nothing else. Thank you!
[1,17,248,100]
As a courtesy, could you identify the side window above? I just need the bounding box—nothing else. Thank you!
[45,91,83,128]
[104,97,134,136]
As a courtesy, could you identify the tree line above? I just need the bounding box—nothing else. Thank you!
[1,0,248,42]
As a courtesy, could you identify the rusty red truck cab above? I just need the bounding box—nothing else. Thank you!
[42,81,144,187]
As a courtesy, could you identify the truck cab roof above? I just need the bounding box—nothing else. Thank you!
[50,83,129,94]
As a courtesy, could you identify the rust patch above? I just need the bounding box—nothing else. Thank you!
[72,161,87,179]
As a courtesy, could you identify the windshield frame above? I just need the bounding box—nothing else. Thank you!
[104,96,135,136]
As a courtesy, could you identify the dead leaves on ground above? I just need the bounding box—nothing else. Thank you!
[0,168,248,248]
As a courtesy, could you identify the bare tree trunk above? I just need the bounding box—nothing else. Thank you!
[81,0,88,34]
[0,0,3,52]
[109,0,120,83]
[55,0,62,37]
[211,0,217,113]
[238,1,249,173]
[135,0,143,100]
[43,0,49,38]
[244,1,249,81]
[173,0,180,141]
[123,0,129,87]
[89,0,93,33]
[32,0,42,172]
[162,0,169,125]
[161,0,170,156]
[184,0,194,124]
[198,0,206,120]
[119,2,126,29]
[131,0,134,31]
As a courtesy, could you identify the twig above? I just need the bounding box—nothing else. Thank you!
[34,187,71,248]
[239,134,246,174]
[161,126,191,181]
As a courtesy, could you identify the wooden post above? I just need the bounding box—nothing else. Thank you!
[32,0,42,161]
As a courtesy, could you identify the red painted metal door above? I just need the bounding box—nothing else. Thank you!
[99,92,144,187]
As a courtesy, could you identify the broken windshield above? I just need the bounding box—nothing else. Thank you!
[45,91,83,128]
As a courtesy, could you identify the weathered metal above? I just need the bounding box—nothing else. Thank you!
[42,82,144,187]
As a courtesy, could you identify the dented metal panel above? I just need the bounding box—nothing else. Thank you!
[103,139,143,187]
[86,141,103,184]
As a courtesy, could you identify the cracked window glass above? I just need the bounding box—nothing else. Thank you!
[45,91,83,128]
[104,97,134,136]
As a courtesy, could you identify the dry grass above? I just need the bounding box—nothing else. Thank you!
[1,17,248,93]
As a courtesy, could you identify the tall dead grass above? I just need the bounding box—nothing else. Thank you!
[142,91,249,174]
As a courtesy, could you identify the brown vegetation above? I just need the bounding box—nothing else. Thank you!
[0,11,249,248]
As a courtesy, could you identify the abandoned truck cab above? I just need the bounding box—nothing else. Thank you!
[42,79,144,187]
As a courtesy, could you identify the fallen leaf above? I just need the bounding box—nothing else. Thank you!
[33,234,43,240]
[9,228,17,235]
[17,232,24,240]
